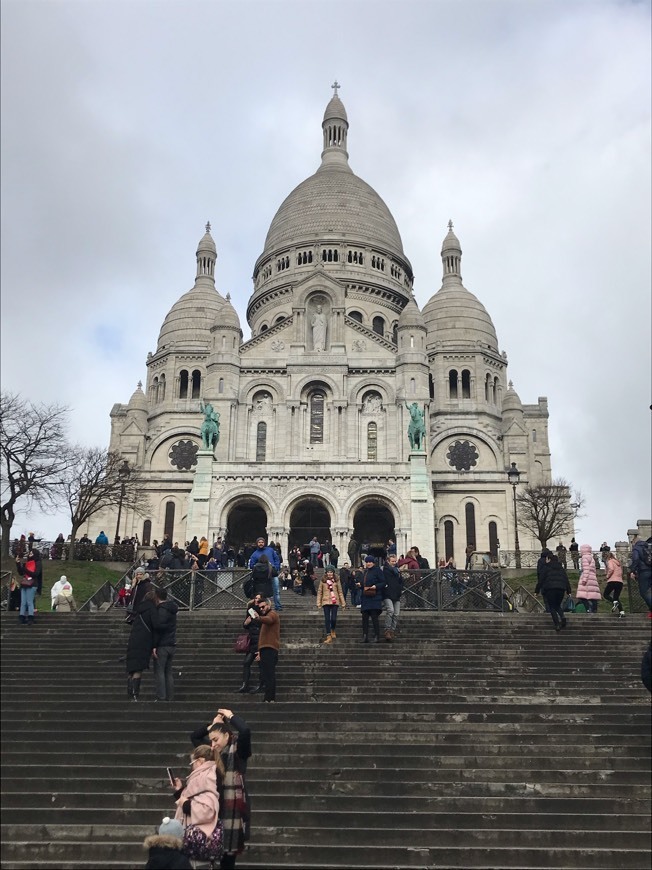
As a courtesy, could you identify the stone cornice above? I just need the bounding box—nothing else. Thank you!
[345,315,397,353]
[240,316,293,353]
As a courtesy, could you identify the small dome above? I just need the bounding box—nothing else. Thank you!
[197,222,217,255]
[323,94,348,123]
[398,298,426,330]
[218,294,242,330]
[441,221,461,253]
[127,382,148,412]
[158,285,225,350]
[423,284,499,351]
[502,381,524,415]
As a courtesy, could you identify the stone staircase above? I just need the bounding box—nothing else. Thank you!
[1,603,650,869]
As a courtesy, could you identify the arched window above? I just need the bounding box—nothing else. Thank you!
[367,421,378,460]
[179,370,189,399]
[372,316,385,336]
[465,503,476,551]
[485,374,491,401]
[429,373,435,399]
[349,310,363,323]
[256,421,267,461]
[164,501,175,541]
[151,377,159,402]
[158,374,166,402]
[310,391,325,444]
[275,315,285,324]
[218,378,224,394]
[532,429,537,443]
[449,370,458,399]
[260,324,268,332]
[461,369,471,399]
[444,520,454,561]
[488,521,499,562]
[392,323,398,345]
[142,520,152,547]
[191,370,201,399]
[493,376,498,403]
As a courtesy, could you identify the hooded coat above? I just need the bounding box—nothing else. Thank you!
[125,598,157,673]
[174,760,219,839]
[143,835,192,869]
[576,544,602,601]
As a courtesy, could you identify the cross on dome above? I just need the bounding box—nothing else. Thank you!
[205,221,211,233]
[137,380,142,389]
[331,80,340,97]
[448,219,454,231]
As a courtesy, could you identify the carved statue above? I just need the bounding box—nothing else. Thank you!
[405,402,426,451]
[199,401,220,450]
[311,304,326,352]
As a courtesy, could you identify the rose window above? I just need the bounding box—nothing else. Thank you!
[169,440,199,470]
[447,440,479,471]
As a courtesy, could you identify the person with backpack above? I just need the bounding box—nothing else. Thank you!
[250,554,273,600]
[535,553,572,631]
[629,535,652,613]
[15,549,39,624]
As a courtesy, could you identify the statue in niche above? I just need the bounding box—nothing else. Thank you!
[199,400,220,449]
[362,392,383,413]
[405,401,426,451]
[311,304,327,352]
[253,392,272,413]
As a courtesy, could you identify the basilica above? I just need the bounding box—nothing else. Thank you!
[96,89,553,565]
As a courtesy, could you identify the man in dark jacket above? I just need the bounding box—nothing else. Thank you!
[629,535,652,611]
[152,586,179,702]
[382,553,403,642]
[535,553,572,631]
[360,556,386,643]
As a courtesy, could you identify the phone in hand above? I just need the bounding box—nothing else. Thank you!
[166,767,176,786]
[247,607,258,619]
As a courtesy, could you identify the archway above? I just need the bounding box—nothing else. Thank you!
[226,499,268,558]
[289,498,331,556]
[352,500,395,559]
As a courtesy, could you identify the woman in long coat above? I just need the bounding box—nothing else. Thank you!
[360,556,386,643]
[125,591,157,700]
[316,568,345,643]
[576,544,602,613]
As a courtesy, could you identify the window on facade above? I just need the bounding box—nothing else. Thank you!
[488,521,499,562]
[158,374,166,402]
[392,323,398,345]
[449,370,458,399]
[485,374,491,401]
[310,391,325,444]
[218,378,224,394]
[275,316,285,324]
[349,310,363,323]
[142,520,152,547]
[151,377,159,402]
[410,378,416,395]
[493,376,498,403]
[444,520,454,561]
[191,370,201,399]
[256,421,267,461]
[465,503,476,550]
[179,370,189,399]
[164,501,175,541]
[532,429,537,443]
[461,369,471,399]
[367,421,378,460]
[260,324,268,332]
[429,373,435,400]
[372,316,385,336]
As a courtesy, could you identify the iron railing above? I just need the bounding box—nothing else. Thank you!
[109,568,252,612]
[0,571,12,611]
[400,568,505,612]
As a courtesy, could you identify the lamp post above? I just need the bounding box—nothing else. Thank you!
[114,460,131,544]
[507,462,521,569]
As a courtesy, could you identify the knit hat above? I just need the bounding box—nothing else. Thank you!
[364,556,377,564]
[158,816,184,839]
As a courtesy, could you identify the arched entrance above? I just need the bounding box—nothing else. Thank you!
[226,499,267,557]
[289,499,331,556]
[352,500,395,559]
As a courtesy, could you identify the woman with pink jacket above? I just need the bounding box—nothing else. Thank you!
[576,544,602,613]
[603,552,626,617]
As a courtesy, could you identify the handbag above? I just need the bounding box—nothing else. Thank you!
[563,596,575,613]
[363,585,377,597]
[182,821,224,862]
[233,633,251,653]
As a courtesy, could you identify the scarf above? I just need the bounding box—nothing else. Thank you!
[220,741,249,854]
[326,577,337,605]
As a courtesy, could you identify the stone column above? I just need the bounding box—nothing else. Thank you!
[185,449,213,542]
[408,450,435,565]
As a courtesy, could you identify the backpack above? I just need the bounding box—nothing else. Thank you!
[643,542,652,568]
[160,549,173,568]
[243,576,255,599]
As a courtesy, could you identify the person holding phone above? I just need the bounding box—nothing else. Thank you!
[252,599,280,703]
[237,594,263,694]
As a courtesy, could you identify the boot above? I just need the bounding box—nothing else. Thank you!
[132,677,141,701]
[384,629,393,642]
[374,634,381,643]
[330,629,336,639]
[127,676,134,699]
[19,615,26,624]
[237,683,249,693]
[322,634,333,644]
[250,684,265,694]
[27,616,34,625]
[361,634,369,644]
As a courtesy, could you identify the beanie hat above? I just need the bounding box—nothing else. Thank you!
[158,816,184,839]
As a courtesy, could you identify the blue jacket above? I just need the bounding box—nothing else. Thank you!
[95,533,109,545]
[630,539,651,580]
[249,546,280,574]
[361,565,386,610]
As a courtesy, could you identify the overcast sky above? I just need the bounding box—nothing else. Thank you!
[1,0,650,548]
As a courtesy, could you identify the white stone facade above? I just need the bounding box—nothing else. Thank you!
[89,91,554,566]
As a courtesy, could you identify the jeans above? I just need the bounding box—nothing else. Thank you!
[20,587,36,617]
[638,573,652,610]
[259,647,278,701]
[310,553,319,566]
[272,576,282,611]
[323,604,338,633]
[576,598,598,613]
[383,598,401,631]
[543,589,565,628]
[603,581,624,612]
[153,645,176,700]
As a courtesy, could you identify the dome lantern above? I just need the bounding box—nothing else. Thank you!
[320,81,350,170]
[441,219,462,284]
[196,221,217,282]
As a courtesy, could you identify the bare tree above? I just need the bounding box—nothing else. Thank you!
[516,477,585,549]
[58,448,150,560]
[0,392,73,561]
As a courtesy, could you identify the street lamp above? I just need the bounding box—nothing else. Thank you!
[507,462,521,569]
[114,460,131,544]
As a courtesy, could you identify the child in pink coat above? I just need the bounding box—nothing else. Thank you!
[576,544,602,612]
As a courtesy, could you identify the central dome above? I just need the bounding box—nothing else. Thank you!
[262,167,405,257]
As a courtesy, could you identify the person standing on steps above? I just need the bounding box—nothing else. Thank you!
[569,538,580,571]
[535,553,572,631]
[152,586,179,702]
[253,599,280,703]
[15,549,38,624]
[250,553,273,600]
[603,552,626,618]
[125,588,157,700]
[301,559,317,596]
[382,553,403,642]
[629,534,652,613]
[317,567,345,643]
[237,594,263,694]
[309,536,321,567]
[360,556,386,643]
[576,544,602,613]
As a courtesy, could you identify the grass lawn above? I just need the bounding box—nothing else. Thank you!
[1,559,126,611]
[508,569,615,613]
